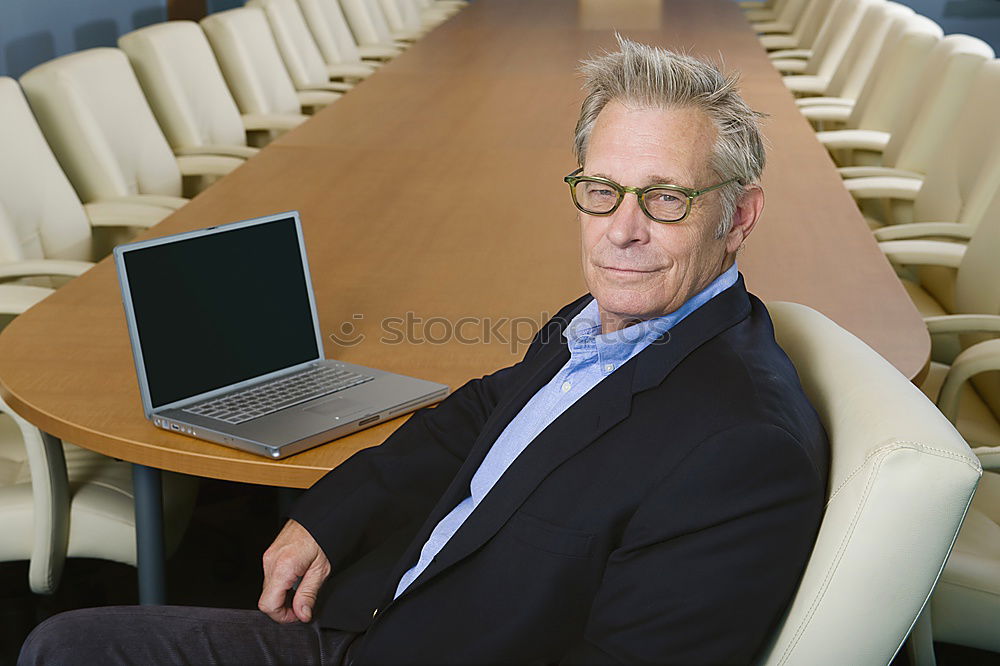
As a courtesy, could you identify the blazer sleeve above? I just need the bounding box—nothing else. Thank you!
[288,296,587,570]
[560,423,826,665]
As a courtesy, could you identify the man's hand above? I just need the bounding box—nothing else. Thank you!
[259,519,332,624]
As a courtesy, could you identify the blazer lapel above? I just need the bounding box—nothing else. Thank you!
[384,277,753,605]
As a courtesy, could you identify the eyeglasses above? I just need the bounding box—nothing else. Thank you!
[563,168,738,223]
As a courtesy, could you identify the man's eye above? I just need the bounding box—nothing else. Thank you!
[650,191,681,203]
[586,186,616,198]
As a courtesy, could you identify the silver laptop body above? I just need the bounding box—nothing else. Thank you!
[114,211,449,459]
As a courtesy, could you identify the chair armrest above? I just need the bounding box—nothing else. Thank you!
[800,106,852,123]
[838,166,923,180]
[107,194,188,211]
[774,60,808,75]
[0,284,56,314]
[176,154,244,178]
[357,45,402,60]
[770,48,811,60]
[784,75,827,95]
[242,113,308,132]
[976,448,1000,472]
[937,338,1000,430]
[873,223,971,242]
[326,63,376,80]
[83,201,173,229]
[300,81,352,93]
[0,260,93,281]
[174,145,258,160]
[753,21,793,34]
[815,129,890,153]
[843,176,922,201]
[924,314,1000,337]
[878,240,966,268]
[797,96,852,107]
[297,90,341,110]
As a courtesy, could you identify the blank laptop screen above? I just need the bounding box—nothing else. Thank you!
[122,216,320,409]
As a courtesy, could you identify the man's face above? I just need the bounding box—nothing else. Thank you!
[579,100,746,333]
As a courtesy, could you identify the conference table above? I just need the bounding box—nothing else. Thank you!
[0,0,929,604]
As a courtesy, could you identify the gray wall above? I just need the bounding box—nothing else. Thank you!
[0,0,166,79]
[897,0,1000,51]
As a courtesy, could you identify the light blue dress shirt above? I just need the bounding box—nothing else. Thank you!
[393,263,740,598]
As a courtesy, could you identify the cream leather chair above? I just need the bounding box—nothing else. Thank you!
[755,302,980,666]
[248,0,355,93]
[376,0,425,41]
[834,35,992,178]
[297,0,393,82]
[17,50,184,215]
[0,390,198,595]
[837,37,993,230]
[879,181,1000,456]
[758,0,835,53]
[119,22,270,161]
[201,7,333,117]
[744,0,788,22]
[340,0,409,50]
[802,15,941,169]
[794,3,913,121]
[777,0,870,91]
[930,470,1000,658]
[19,48,234,208]
[751,0,812,34]
[0,77,163,279]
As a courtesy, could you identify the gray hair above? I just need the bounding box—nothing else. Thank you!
[573,36,766,237]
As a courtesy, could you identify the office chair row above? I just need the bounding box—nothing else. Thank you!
[0,0,465,598]
[745,0,1000,661]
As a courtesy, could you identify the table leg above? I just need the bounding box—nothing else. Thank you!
[132,464,166,605]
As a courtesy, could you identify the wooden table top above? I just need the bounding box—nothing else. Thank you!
[0,0,929,488]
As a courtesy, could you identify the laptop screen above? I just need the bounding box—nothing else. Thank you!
[119,215,321,410]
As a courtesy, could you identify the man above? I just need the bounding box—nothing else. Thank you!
[20,37,828,665]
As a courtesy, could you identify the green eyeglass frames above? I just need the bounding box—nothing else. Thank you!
[564,168,738,223]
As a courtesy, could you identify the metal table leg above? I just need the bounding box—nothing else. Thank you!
[132,464,166,605]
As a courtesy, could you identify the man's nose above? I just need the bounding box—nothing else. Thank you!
[606,192,651,247]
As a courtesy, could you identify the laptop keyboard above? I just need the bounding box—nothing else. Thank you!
[184,365,374,425]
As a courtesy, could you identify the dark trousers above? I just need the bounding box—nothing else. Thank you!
[18,605,359,665]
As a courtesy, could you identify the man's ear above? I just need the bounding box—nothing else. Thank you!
[725,185,764,254]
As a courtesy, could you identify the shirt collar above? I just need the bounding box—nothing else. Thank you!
[564,263,740,375]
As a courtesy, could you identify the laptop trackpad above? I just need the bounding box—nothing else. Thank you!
[304,396,367,419]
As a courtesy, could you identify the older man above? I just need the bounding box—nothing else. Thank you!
[20,38,827,665]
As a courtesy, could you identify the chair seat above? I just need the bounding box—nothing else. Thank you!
[0,411,197,568]
[920,362,1000,450]
[931,471,1000,653]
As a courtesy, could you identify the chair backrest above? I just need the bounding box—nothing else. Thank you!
[118,21,247,153]
[771,0,811,28]
[802,0,869,78]
[784,0,836,50]
[362,0,400,43]
[249,0,331,90]
[0,77,94,262]
[19,48,183,203]
[298,0,365,65]
[339,0,386,46]
[881,35,994,175]
[757,302,981,666]
[201,7,302,116]
[847,14,943,133]
[823,2,913,101]
[378,0,409,33]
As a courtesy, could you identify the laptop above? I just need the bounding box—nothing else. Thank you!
[114,211,449,459]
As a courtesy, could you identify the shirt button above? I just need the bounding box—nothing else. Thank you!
[561,381,571,392]
[604,363,614,372]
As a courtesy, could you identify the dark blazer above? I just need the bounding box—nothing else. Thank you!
[291,276,829,664]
